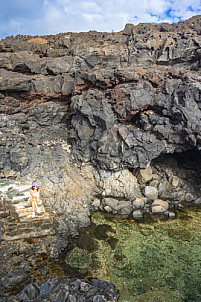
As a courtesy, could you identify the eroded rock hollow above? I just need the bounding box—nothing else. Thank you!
[1,16,201,235]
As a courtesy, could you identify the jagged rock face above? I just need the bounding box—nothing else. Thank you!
[0,16,201,234]
[67,17,201,170]
[70,74,201,170]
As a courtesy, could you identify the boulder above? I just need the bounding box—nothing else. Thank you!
[101,169,142,200]
[103,198,132,214]
[103,198,119,209]
[151,199,169,213]
[104,205,112,213]
[132,197,147,209]
[24,283,40,300]
[0,268,30,290]
[132,210,143,219]
[138,166,153,183]
[144,186,158,200]
[171,176,180,187]
[66,295,77,302]
[194,197,201,204]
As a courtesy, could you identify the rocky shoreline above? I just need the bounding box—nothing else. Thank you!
[1,278,120,302]
[1,16,201,300]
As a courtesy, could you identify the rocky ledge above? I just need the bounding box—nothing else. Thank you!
[0,16,201,236]
[1,278,119,302]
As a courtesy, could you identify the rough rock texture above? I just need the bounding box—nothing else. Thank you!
[16,278,120,302]
[151,199,169,213]
[1,16,201,236]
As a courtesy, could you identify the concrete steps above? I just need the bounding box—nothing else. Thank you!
[0,180,56,241]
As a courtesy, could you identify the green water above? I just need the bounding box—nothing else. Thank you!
[66,209,201,302]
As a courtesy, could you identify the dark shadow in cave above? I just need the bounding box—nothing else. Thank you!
[172,148,201,171]
[152,148,201,202]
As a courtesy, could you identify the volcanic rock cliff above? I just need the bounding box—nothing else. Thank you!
[1,16,201,235]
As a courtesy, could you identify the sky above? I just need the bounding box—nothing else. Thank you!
[0,0,201,39]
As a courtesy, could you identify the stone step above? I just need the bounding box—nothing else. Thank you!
[1,180,57,242]
[19,212,50,222]
[1,184,30,194]
[12,195,29,203]
[15,205,46,213]
[2,212,55,241]
[0,210,10,218]
[3,228,55,241]
[4,221,52,234]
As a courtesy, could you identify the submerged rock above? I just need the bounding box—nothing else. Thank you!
[168,228,193,241]
[65,247,91,270]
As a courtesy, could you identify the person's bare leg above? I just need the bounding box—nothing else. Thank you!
[29,198,36,217]
[35,200,41,213]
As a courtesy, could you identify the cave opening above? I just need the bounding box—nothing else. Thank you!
[150,148,201,206]
[153,147,201,174]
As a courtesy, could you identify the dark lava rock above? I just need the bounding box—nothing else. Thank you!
[15,278,119,302]
[66,295,77,302]
[91,295,105,302]
[6,296,22,302]
[0,296,22,302]
[0,268,30,292]
[24,283,40,300]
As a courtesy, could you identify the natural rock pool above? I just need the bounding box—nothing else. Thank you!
[1,182,201,301]
[65,208,201,302]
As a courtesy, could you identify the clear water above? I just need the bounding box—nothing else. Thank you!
[65,208,201,302]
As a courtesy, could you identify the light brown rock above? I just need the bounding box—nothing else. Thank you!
[171,176,180,187]
[138,166,153,183]
[132,197,147,209]
[104,205,112,213]
[101,169,142,200]
[144,186,158,200]
[132,210,143,218]
[92,198,101,208]
[152,199,169,213]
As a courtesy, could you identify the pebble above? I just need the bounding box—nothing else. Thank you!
[132,210,143,219]
[168,212,176,218]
